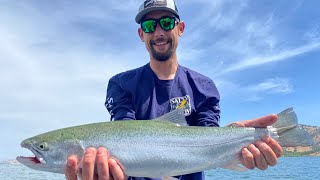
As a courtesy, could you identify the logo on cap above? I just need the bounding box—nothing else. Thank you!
[144,0,167,9]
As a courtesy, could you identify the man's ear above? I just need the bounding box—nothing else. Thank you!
[138,28,144,42]
[178,21,185,37]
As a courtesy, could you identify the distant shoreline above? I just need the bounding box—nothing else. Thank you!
[283,150,320,157]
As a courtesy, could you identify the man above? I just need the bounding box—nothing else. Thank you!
[65,0,282,179]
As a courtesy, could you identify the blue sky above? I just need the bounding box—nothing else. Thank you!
[1,0,319,161]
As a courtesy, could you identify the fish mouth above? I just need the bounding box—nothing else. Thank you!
[16,142,47,165]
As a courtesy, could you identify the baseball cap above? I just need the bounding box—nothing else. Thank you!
[135,0,180,24]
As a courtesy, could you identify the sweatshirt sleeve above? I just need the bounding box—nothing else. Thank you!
[193,95,220,127]
[190,78,221,127]
[105,75,136,121]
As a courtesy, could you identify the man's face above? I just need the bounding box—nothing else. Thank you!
[138,10,184,62]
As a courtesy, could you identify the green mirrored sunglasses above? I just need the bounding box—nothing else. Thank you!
[141,16,178,33]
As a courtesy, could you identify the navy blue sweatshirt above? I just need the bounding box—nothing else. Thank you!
[105,63,220,180]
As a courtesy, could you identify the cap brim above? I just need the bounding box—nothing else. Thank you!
[135,7,179,24]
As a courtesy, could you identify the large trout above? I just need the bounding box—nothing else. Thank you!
[17,108,314,178]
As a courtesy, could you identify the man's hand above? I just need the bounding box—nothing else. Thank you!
[65,147,128,180]
[232,114,283,170]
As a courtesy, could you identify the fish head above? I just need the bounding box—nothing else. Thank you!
[17,131,84,173]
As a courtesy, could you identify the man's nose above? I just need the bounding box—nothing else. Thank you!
[153,23,165,37]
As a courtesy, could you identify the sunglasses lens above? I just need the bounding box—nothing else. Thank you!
[141,17,176,33]
[142,20,156,33]
[160,17,175,31]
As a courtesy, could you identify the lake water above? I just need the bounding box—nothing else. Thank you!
[0,157,319,180]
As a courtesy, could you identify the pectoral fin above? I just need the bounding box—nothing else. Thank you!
[162,176,179,180]
[223,164,248,172]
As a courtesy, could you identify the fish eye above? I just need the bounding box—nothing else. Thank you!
[37,142,49,151]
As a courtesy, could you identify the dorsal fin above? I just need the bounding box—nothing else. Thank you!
[153,108,188,126]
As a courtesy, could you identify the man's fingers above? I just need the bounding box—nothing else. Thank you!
[66,147,126,180]
[255,140,278,167]
[241,114,278,128]
[82,147,97,180]
[109,158,127,180]
[230,114,278,128]
[228,122,245,127]
[236,113,281,171]
[247,144,268,170]
[262,136,283,158]
[65,155,78,180]
[241,148,255,169]
[96,147,110,180]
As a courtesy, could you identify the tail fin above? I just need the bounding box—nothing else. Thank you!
[275,107,315,147]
